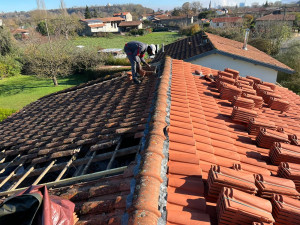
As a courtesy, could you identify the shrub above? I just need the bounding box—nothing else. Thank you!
[103,54,130,66]
[0,55,22,78]
[72,46,103,73]
[179,24,201,36]
[130,29,150,36]
[0,108,16,122]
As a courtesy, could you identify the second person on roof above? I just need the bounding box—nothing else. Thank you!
[124,41,156,84]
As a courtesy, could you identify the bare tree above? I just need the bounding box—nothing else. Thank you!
[191,1,202,15]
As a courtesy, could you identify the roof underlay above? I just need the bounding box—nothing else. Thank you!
[1,57,300,224]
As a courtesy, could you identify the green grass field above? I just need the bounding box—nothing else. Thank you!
[72,32,183,49]
[0,74,91,111]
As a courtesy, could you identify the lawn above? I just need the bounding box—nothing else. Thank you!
[0,74,91,111]
[71,31,183,49]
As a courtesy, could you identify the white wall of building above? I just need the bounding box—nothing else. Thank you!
[91,22,120,32]
[189,53,278,83]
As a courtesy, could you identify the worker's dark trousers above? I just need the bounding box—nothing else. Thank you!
[125,52,139,79]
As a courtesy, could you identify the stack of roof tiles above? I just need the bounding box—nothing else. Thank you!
[271,194,300,225]
[207,165,257,199]
[262,91,282,105]
[224,68,239,79]
[255,84,273,97]
[247,117,276,136]
[256,128,289,149]
[219,83,243,101]
[242,93,264,108]
[232,96,255,109]
[261,81,276,91]
[247,76,262,85]
[217,187,275,224]
[231,106,257,123]
[268,98,290,112]
[237,83,257,96]
[278,162,300,192]
[269,142,300,165]
[254,174,299,199]
[218,71,234,79]
[216,75,236,89]
[239,77,254,86]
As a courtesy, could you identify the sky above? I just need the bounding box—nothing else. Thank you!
[0,0,297,13]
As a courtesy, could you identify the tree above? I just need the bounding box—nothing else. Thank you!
[92,9,98,18]
[23,39,103,86]
[182,2,191,15]
[84,6,92,19]
[57,0,82,39]
[276,41,300,93]
[0,27,14,56]
[36,20,55,35]
[172,7,182,16]
[24,40,73,86]
[191,1,202,15]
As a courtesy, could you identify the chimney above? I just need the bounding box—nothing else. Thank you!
[243,28,250,50]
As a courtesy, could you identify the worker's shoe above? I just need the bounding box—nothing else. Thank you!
[133,77,141,84]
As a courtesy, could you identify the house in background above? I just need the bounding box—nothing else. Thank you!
[80,17,125,36]
[210,17,243,28]
[256,14,296,30]
[118,21,143,32]
[154,32,294,83]
[113,12,132,21]
[154,15,194,27]
[12,28,29,40]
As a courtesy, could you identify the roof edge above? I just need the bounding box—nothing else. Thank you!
[126,57,171,224]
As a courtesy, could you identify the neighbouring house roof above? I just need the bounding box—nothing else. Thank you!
[12,28,29,34]
[211,16,243,23]
[154,32,294,74]
[118,21,142,27]
[256,14,296,21]
[113,12,130,16]
[88,24,105,28]
[1,57,300,224]
[156,15,192,20]
[100,17,125,22]
[81,17,125,23]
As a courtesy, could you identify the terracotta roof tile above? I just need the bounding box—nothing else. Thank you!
[164,57,300,224]
[2,56,300,224]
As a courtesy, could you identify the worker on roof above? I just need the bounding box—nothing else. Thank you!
[124,41,156,84]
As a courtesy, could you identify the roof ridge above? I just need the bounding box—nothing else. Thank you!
[126,57,172,224]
